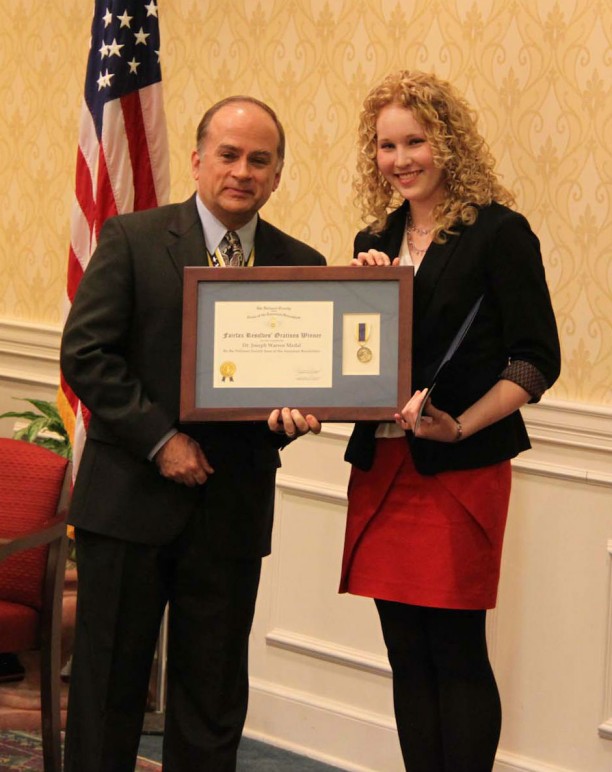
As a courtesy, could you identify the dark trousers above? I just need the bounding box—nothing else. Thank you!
[64,517,262,772]
[375,600,501,772]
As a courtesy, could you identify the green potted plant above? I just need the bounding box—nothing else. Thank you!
[0,398,72,459]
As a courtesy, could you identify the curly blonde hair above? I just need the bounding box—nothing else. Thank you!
[355,70,515,239]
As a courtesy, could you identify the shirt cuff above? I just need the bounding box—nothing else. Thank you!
[148,428,178,461]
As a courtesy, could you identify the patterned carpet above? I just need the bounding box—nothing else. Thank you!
[0,730,160,771]
[0,730,343,771]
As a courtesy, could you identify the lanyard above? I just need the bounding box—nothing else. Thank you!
[206,246,256,267]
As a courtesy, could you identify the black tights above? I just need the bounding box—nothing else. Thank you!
[375,600,501,772]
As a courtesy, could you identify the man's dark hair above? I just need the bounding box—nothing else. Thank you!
[196,96,285,163]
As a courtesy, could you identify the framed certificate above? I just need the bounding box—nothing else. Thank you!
[180,265,413,421]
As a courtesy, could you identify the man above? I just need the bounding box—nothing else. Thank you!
[60,96,325,772]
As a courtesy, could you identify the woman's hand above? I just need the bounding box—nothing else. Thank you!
[394,389,461,443]
[395,380,532,443]
[352,249,400,267]
[268,408,322,439]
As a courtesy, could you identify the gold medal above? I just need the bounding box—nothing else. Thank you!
[357,345,373,363]
[355,322,372,363]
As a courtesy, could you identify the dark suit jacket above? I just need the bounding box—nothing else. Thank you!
[345,201,561,475]
[61,195,326,555]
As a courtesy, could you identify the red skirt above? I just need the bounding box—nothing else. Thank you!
[339,438,511,610]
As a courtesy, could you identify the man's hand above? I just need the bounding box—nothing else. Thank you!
[154,432,214,487]
[268,408,321,439]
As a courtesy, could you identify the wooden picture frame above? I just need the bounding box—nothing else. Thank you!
[180,265,413,422]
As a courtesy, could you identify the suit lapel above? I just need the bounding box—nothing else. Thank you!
[166,195,208,279]
[381,203,408,262]
[413,232,463,319]
[380,204,467,335]
[252,219,285,266]
[255,217,279,266]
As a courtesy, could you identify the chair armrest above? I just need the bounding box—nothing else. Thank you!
[0,512,68,562]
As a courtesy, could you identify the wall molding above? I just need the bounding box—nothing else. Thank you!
[521,399,612,453]
[0,318,61,387]
[275,473,347,504]
[598,540,612,741]
[304,398,612,490]
[1,317,611,489]
[516,399,611,487]
[266,627,391,677]
[512,456,612,487]
[318,398,612,448]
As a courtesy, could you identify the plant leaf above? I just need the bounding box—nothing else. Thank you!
[0,410,42,421]
[35,437,72,459]
[23,417,49,441]
[45,418,70,440]
[22,398,61,420]
[1,397,72,458]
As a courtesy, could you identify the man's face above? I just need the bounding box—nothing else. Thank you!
[191,102,282,230]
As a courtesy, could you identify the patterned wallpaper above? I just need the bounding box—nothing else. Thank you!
[0,1,609,403]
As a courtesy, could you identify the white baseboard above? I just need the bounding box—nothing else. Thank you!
[246,677,577,772]
[245,677,402,771]
[494,750,577,772]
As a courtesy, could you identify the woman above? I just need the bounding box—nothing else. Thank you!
[340,71,560,771]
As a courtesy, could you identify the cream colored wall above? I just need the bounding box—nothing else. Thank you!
[0,0,610,404]
[1,4,611,771]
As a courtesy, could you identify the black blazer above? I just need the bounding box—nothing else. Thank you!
[345,202,561,475]
[61,195,326,554]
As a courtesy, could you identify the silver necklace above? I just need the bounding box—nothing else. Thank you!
[407,220,432,236]
[406,214,432,257]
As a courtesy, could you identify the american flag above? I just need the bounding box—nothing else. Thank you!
[59,0,170,468]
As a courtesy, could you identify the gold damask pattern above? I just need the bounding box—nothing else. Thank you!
[0,1,609,403]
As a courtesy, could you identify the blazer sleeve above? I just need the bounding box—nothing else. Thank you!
[485,209,561,392]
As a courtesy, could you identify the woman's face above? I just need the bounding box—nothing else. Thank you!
[375,103,446,210]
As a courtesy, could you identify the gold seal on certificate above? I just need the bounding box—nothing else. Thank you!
[356,322,373,363]
[220,361,237,382]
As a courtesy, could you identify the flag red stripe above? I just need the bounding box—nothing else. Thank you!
[66,246,85,303]
[59,372,78,412]
[74,147,96,230]
[121,91,158,211]
[94,146,119,240]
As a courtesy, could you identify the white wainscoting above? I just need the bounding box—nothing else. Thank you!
[0,318,61,388]
[2,319,612,771]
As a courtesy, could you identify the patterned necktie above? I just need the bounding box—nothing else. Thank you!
[220,231,244,267]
